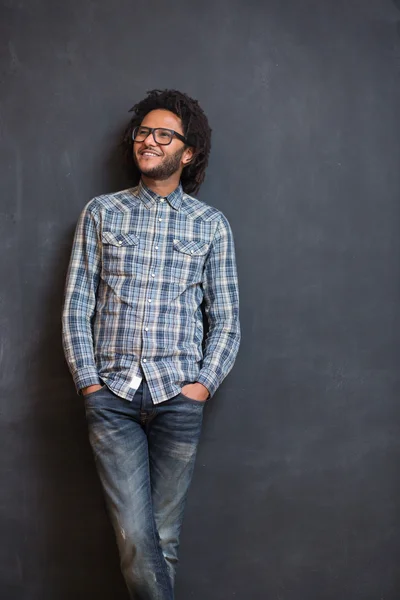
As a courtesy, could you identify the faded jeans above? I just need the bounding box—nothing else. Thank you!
[83,379,205,600]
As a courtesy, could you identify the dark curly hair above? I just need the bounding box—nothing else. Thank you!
[122,89,212,195]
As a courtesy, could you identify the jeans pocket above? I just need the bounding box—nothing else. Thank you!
[83,385,108,406]
[179,391,207,406]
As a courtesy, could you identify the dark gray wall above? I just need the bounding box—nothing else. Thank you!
[1,0,400,598]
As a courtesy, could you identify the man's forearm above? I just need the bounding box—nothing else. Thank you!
[199,213,240,398]
[198,321,241,397]
[62,329,101,393]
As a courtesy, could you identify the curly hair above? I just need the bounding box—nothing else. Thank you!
[122,89,212,195]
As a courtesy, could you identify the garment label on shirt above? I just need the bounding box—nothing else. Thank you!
[129,374,143,389]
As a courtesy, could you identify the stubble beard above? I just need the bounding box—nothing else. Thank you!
[134,147,185,180]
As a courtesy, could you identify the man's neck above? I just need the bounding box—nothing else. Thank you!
[141,175,180,198]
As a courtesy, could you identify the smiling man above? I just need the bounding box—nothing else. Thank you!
[62,89,240,600]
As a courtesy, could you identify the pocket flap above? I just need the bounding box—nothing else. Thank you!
[173,239,209,256]
[102,231,139,247]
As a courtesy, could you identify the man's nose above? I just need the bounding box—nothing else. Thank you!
[144,130,158,145]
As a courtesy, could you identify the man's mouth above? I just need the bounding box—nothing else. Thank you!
[140,151,162,158]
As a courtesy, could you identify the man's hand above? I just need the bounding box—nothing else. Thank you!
[181,382,209,402]
[82,384,103,396]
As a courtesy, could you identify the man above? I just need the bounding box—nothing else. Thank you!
[62,89,240,600]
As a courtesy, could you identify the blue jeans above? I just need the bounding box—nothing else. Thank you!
[83,380,205,600]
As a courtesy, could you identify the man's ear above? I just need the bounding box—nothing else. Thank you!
[183,147,195,165]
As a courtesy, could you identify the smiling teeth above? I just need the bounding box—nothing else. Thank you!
[143,152,159,157]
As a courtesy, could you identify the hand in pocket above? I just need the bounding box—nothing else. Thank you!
[181,382,209,402]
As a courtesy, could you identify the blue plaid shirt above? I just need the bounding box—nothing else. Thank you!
[62,180,240,404]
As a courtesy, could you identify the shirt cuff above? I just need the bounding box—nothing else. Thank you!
[73,367,102,395]
[197,369,219,399]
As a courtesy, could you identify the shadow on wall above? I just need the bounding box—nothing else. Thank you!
[28,130,134,600]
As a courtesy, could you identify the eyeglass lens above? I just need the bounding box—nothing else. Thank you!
[133,127,173,145]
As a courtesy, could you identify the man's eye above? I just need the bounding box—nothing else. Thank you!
[138,128,149,135]
[158,131,170,138]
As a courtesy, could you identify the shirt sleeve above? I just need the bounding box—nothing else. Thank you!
[62,202,102,393]
[197,213,241,398]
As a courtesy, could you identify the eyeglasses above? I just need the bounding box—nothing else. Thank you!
[132,126,189,146]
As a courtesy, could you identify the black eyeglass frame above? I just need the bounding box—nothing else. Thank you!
[132,126,191,146]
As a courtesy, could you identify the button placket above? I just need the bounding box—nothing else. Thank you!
[142,201,165,363]
[151,199,166,278]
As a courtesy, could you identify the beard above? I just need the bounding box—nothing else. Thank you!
[134,147,185,180]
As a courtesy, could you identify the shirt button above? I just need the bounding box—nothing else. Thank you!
[143,358,147,363]
[160,198,165,203]
[190,250,194,254]
[145,327,148,331]
[148,299,152,303]
[159,218,162,222]
[118,241,122,246]
[151,273,155,277]
[155,246,159,249]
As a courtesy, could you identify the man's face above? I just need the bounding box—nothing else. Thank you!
[133,109,193,180]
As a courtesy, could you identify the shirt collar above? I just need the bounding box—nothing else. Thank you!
[136,179,184,211]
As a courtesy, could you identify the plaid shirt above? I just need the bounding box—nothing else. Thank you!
[62,180,240,404]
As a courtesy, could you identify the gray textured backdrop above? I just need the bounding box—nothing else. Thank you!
[1,1,400,598]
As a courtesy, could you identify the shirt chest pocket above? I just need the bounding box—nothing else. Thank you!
[101,231,141,276]
[170,238,210,284]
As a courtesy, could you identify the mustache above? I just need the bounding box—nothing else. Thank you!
[139,148,163,156]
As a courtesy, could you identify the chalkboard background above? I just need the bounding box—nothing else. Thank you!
[1,1,400,598]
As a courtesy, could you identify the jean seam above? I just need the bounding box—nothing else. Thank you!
[148,493,172,596]
[143,380,173,596]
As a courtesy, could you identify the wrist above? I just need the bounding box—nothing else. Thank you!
[195,382,210,399]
